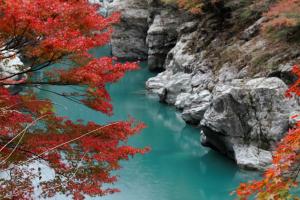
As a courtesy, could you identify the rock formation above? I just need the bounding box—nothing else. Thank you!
[201,77,298,169]
[109,0,300,170]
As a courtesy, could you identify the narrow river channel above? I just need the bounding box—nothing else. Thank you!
[36,46,258,200]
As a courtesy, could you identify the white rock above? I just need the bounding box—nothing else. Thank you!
[201,77,298,169]
[233,144,272,170]
[182,103,210,125]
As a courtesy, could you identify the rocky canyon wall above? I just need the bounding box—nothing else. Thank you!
[108,0,300,170]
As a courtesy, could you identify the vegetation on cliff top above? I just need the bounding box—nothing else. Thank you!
[163,0,300,41]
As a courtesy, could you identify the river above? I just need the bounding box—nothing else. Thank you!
[37,46,258,200]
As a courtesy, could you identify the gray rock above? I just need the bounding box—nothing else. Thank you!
[109,0,194,70]
[177,21,198,35]
[145,70,171,99]
[268,63,298,85]
[233,144,272,170]
[175,90,211,109]
[191,71,214,90]
[147,8,193,71]
[175,90,212,124]
[164,72,192,104]
[175,92,191,109]
[108,0,149,59]
[146,71,192,104]
[164,32,197,73]
[200,77,299,169]
[0,51,26,84]
[182,103,210,125]
[217,63,239,83]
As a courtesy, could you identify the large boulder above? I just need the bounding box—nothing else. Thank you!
[201,77,299,170]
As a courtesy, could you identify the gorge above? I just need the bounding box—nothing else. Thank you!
[108,0,300,170]
[38,46,258,200]
[0,0,299,199]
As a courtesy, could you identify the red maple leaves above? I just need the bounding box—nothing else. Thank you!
[57,57,139,114]
[0,0,147,199]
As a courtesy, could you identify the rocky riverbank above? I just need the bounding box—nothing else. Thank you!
[108,0,300,170]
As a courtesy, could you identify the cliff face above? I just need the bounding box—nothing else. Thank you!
[108,0,193,68]
[109,0,300,170]
[108,0,149,60]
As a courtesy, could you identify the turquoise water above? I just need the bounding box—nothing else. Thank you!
[37,46,258,200]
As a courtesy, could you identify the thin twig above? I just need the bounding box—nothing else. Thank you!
[0,121,121,173]
[0,115,49,163]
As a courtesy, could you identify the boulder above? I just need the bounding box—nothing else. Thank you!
[233,144,272,170]
[200,77,299,169]
[191,70,214,90]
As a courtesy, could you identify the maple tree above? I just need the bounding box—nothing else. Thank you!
[0,0,148,199]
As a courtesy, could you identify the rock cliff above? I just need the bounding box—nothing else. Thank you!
[108,0,149,59]
[108,0,300,170]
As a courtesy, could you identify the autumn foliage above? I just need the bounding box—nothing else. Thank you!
[165,0,300,31]
[262,0,300,30]
[162,0,221,14]
[0,0,147,199]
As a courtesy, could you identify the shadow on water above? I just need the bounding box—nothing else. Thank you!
[35,46,259,200]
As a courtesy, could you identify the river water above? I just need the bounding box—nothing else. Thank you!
[37,46,258,200]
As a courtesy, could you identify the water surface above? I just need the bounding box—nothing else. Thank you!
[37,46,258,200]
